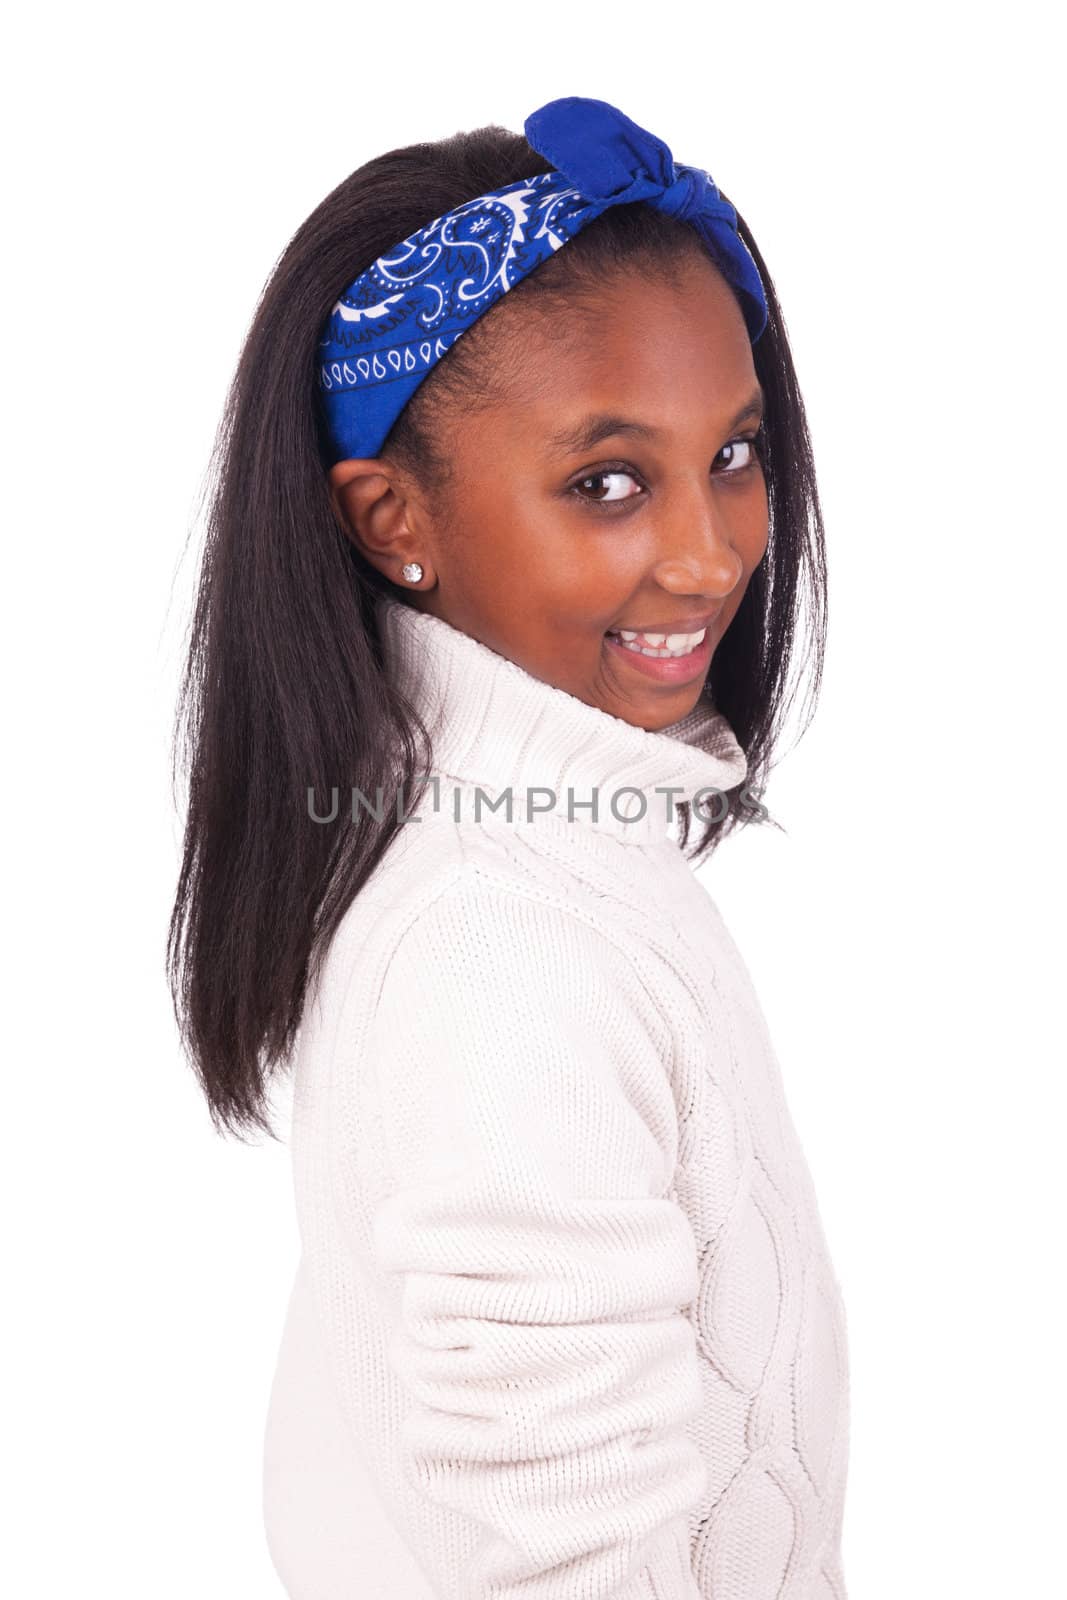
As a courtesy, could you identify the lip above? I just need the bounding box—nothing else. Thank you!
[604,610,719,637]
[603,623,715,684]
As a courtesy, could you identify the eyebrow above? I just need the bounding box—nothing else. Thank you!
[544,385,766,458]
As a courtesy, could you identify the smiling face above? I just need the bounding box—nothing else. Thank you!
[330,253,770,733]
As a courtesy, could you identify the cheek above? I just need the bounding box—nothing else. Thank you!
[529,530,644,618]
[738,473,770,568]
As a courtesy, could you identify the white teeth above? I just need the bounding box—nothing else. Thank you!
[609,626,707,659]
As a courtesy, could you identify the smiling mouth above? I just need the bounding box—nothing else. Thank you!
[602,625,715,686]
[604,626,709,659]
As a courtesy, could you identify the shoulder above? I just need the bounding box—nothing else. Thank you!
[360,861,683,1199]
[297,839,691,1201]
[371,860,682,1146]
[309,825,691,1141]
[375,854,665,1034]
[323,817,665,1024]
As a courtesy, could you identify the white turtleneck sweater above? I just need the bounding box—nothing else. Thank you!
[263,595,850,1600]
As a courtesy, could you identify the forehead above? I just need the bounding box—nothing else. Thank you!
[482,260,758,443]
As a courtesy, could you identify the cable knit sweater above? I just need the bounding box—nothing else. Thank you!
[263,594,850,1600]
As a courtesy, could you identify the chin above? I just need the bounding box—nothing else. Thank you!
[631,694,702,733]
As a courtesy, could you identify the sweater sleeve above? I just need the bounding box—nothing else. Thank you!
[360,871,707,1600]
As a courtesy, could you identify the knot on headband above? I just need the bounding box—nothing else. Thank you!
[317,95,768,466]
[524,97,738,232]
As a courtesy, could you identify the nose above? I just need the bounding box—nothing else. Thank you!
[649,490,746,599]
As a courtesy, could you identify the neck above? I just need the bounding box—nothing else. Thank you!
[376,593,748,846]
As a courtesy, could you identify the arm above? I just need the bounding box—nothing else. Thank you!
[361,871,706,1600]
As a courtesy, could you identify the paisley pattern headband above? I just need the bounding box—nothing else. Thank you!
[317,96,768,467]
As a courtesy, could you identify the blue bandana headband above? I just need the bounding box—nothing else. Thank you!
[317,96,768,467]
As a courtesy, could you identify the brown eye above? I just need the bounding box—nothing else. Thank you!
[573,468,643,504]
[717,438,756,472]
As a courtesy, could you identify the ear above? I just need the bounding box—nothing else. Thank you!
[327,458,430,587]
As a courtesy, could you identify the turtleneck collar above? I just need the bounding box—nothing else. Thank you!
[375,593,747,845]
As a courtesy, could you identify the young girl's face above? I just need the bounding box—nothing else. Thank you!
[335,256,769,734]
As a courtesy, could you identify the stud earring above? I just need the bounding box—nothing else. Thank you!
[401,562,424,584]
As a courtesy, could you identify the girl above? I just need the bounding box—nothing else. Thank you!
[169,95,849,1600]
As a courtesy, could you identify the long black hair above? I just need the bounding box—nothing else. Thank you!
[167,122,827,1141]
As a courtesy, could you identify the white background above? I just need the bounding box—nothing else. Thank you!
[4,3,1063,1595]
